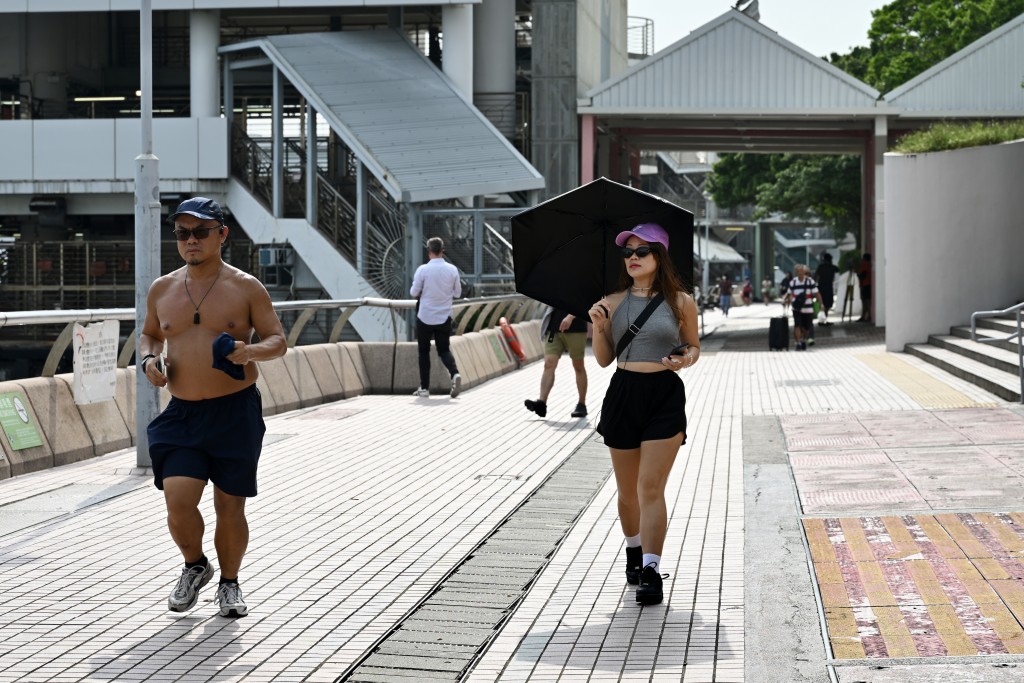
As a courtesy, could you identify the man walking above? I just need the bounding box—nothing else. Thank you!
[140,197,286,617]
[524,308,589,419]
[411,236,463,398]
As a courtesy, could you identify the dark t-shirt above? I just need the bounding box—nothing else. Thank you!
[546,308,588,334]
[815,263,838,292]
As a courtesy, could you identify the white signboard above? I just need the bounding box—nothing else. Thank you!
[72,320,119,405]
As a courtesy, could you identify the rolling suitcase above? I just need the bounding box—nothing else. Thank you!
[769,316,789,351]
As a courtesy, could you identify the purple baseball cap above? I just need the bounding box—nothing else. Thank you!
[614,223,669,250]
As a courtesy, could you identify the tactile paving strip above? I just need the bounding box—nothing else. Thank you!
[805,513,1024,659]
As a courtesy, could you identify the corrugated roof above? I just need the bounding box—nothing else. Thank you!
[883,12,1024,117]
[248,30,543,203]
[581,10,882,116]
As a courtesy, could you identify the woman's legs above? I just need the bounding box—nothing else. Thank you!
[610,432,683,555]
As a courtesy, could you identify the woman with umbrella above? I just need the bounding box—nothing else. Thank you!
[588,223,700,606]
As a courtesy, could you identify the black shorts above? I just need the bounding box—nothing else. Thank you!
[596,369,687,449]
[147,384,266,497]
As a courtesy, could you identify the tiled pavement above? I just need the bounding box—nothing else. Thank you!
[0,303,1020,682]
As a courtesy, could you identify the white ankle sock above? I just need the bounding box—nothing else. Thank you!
[642,553,661,572]
[625,534,641,548]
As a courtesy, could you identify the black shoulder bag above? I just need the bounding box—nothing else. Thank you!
[615,292,665,359]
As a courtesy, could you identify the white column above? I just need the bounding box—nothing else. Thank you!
[874,114,887,328]
[473,0,515,138]
[190,10,220,117]
[442,4,474,100]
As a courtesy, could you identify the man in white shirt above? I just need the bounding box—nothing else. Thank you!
[410,237,463,398]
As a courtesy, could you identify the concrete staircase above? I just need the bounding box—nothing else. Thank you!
[905,316,1022,402]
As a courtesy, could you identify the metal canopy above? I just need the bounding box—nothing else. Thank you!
[226,30,543,204]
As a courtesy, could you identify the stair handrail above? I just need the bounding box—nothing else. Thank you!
[971,301,1024,403]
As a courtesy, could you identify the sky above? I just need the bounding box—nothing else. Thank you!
[629,0,890,58]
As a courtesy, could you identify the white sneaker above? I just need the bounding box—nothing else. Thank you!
[413,388,429,398]
[215,582,248,618]
[450,374,462,398]
[168,562,214,612]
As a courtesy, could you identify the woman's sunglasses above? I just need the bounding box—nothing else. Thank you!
[621,245,657,258]
[172,225,223,241]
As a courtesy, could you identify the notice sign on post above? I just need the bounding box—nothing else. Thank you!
[0,392,43,451]
[72,320,120,405]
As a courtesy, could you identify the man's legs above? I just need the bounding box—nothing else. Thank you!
[164,476,214,612]
[416,319,433,390]
[164,476,207,562]
[432,318,459,378]
[213,487,249,580]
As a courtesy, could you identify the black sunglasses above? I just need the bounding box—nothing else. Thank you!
[621,245,657,258]
[172,225,223,241]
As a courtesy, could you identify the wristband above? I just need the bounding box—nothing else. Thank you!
[141,354,156,373]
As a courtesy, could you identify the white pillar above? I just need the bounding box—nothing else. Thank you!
[190,10,220,117]
[473,0,515,139]
[442,4,474,100]
[874,115,887,328]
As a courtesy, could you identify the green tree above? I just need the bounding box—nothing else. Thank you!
[864,0,1024,92]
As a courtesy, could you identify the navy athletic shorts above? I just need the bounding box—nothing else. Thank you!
[596,368,687,450]
[147,384,266,497]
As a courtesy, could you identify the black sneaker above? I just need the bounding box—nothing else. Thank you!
[625,546,643,585]
[570,403,587,418]
[524,399,547,418]
[636,565,665,605]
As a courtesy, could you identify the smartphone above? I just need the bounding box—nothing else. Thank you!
[669,343,689,357]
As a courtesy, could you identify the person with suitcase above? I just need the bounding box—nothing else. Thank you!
[783,265,824,351]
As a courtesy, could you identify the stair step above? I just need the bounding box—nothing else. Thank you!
[905,343,1021,402]
[929,334,1022,374]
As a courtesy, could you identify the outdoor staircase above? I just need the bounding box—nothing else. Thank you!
[905,315,1022,402]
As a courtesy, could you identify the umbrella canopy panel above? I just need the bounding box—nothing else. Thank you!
[512,177,693,318]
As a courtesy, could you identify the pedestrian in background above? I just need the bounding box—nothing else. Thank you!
[410,236,463,398]
[814,252,839,325]
[718,275,732,316]
[588,223,700,606]
[524,308,589,419]
[141,197,287,618]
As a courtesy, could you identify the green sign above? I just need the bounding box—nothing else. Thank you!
[0,392,43,451]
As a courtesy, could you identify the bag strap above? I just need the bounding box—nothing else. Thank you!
[615,292,665,359]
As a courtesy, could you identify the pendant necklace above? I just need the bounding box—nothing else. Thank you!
[184,264,223,324]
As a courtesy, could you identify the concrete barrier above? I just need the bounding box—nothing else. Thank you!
[0,330,545,480]
[15,377,94,467]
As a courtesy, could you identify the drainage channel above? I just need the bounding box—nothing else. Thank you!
[336,434,613,682]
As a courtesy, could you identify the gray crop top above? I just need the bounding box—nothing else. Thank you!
[610,292,682,362]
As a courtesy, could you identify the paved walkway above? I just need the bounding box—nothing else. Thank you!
[0,303,1020,682]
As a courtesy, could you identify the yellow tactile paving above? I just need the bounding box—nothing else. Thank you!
[806,514,1024,660]
[857,353,985,409]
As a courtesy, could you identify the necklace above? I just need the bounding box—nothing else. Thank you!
[184,264,223,324]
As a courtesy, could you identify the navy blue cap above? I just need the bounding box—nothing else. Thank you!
[170,197,224,224]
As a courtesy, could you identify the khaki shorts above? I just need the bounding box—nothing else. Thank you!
[544,331,587,360]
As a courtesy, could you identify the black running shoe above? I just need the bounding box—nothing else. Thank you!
[636,565,665,605]
[524,399,547,418]
[625,546,643,585]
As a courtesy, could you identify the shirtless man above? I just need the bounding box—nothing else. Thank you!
[140,197,286,617]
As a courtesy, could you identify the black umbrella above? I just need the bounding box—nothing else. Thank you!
[512,177,694,318]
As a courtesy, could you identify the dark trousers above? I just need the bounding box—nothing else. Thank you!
[417,317,459,390]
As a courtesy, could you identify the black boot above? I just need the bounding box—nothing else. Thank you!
[636,565,664,605]
[625,546,643,585]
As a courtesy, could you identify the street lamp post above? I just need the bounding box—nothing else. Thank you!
[134,0,161,466]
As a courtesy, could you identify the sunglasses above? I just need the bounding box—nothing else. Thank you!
[621,245,657,258]
[172,225,223,241]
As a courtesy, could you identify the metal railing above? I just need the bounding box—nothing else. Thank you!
[0,295,544,380]
[971,301,1024,402]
